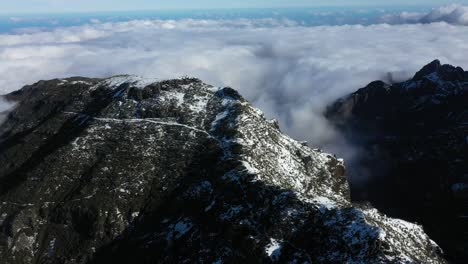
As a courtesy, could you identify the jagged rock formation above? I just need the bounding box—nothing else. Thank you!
[327,60,468,263]
[0,76,445,263]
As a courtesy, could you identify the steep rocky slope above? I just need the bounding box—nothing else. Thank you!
[0,76,445,263]
[327,60,468,263]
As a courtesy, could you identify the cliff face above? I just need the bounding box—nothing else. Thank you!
[327,60,468,263]
[0,76,444,263]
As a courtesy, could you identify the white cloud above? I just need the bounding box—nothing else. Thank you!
[381,4,468,25]
[0,97,14,125]
[1,17,468,161]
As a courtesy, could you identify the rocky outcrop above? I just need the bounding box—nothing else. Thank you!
[0,76,445,263]
[327,60,468,263]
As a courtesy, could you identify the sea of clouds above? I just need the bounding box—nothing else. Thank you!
[1,5,468,173]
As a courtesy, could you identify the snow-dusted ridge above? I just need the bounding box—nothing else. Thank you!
[0,76,446,263]
[100,74,162,90]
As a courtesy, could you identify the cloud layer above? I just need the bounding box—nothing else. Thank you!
[381,4,468,25]
[1,17,468,163]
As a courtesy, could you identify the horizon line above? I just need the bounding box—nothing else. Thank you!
[0,4,440,16]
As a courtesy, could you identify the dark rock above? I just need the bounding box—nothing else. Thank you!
[327,60,468,263]
[0,75,445,263]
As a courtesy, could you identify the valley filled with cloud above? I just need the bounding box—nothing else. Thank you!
[1,5,468,158]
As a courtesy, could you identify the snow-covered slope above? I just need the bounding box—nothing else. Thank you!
[0,76,445,263]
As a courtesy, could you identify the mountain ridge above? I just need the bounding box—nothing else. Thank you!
[0,75,445,263]
[327,60,468,263]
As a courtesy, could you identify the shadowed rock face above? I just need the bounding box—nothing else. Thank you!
[327,60,468,263]
[0,76,444,263]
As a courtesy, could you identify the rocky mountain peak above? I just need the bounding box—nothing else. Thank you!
[0,76,445,263]
[412,59,468,82]
[412,59,442,80]
[327,60,468,263]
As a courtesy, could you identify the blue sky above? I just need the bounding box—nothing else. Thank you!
[1,0,468,14]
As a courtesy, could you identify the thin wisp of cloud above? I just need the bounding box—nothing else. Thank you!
[0,97,14,125]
